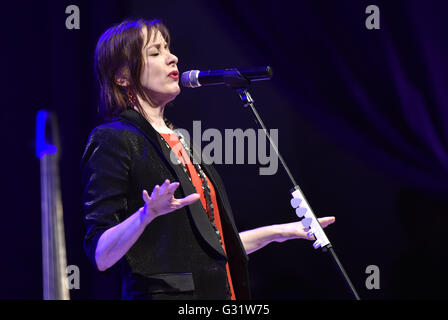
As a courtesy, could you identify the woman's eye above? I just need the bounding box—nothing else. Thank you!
[150,52,159,56]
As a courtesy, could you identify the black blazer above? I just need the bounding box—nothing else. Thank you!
[82,109,250,299]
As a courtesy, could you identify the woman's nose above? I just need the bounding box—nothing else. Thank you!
[167,52,178,65]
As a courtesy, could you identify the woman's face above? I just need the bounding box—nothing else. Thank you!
[139,26,180,106]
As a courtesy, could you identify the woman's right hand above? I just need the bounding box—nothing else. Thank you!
[142,179,200,224]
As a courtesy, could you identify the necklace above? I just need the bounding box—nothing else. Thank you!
[160,132,233,299]
[159,130,223,247]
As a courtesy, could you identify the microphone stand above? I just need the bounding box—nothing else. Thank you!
[226,72,360,300]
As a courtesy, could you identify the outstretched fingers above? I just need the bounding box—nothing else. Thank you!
[176,193,200,209]
[151,185,160,198]
[318,216,336,228]
[158,179,170,194]
[166,181,180,196]
[142,189,151,203]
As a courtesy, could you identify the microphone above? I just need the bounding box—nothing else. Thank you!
[181,66,273,88]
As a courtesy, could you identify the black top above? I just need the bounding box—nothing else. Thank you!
[81,109,250,299]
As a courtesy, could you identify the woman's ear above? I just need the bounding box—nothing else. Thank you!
[115,67,130,87]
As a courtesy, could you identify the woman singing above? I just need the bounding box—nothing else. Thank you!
[82,18,335,300]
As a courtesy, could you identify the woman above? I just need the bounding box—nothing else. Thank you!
[82,18,335,300]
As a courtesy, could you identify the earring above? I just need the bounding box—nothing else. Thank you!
[126,87,138,109]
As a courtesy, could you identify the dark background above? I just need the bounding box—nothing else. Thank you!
[1,0,447,300]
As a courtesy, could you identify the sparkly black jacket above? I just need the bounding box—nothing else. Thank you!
[81,109,250,300]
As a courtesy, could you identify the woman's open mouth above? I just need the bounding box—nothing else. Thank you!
[168,71,179,80]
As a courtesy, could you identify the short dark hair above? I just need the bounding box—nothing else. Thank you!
[94,18,171,120]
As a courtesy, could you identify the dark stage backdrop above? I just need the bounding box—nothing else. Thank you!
[1,0,447,299]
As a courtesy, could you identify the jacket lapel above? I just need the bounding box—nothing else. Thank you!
[183,132,249,262]
[198,161,248,262]
[119,109,227,259]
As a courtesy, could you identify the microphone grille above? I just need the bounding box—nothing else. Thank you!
[181,70,201,88]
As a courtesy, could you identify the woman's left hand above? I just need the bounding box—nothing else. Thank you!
[274,216,336,242]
